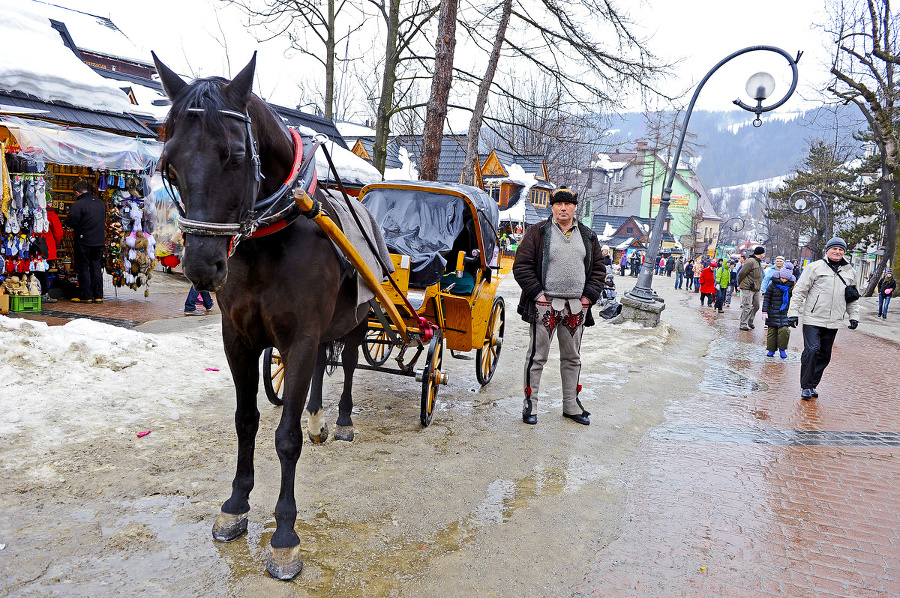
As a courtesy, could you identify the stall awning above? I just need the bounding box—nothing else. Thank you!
[0,90,153,137]
[2,114,161,171]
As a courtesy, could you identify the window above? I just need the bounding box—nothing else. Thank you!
[611,193,625,207]
[626,226,634,234]
[615,169,624,182]
[531,189,548,208]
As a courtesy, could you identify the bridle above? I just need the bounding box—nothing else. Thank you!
[162,107,311,255]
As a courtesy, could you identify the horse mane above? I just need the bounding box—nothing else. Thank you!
[162,76,293,185]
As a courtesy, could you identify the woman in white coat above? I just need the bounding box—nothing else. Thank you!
[787,237,860,400]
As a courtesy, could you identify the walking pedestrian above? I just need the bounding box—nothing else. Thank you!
[684,259,694,290]
[665,255,675,277]
[762,263,795,358]
[738,246,765,330]
[692,259,701,292]
[713,259,730,312]
[877,268,895,319]
[724,260,737,306]
[513,187,605,426]
[184,285,214,315]
[761,255,786,294]
[619,251,628,276]
[698,261,716,306]
[65,180,107,303]
[787,237,860,400]
[675,256,685,289]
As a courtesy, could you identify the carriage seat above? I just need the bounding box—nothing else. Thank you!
[440,270,475,295]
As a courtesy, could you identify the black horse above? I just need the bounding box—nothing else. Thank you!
[153,53,368,579]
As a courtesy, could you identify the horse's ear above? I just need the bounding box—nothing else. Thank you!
[224,52,257,108]
[151,51,187,100]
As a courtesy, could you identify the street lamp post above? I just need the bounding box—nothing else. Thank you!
[789,189,830,241]
[719,216,745,258]
[622,45,802,326]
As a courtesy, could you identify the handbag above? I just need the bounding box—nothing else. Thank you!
[835,269,860,303]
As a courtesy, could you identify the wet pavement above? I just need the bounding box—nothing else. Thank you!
[578,284,900,597]
[4,270,900,596]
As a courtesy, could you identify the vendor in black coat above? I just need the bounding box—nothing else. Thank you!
[65,180,107,303]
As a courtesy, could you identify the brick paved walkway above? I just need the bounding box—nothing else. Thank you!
[578,289,900,597]
[3,269,213,328]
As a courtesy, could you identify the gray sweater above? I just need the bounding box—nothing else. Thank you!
[543,223,586,299]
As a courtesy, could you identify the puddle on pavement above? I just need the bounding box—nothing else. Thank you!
[699,364,768,395]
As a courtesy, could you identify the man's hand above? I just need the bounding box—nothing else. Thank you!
[537,294,548,303]
[787,317,799,328]
[581,297,590,308]
[848,319,859,330]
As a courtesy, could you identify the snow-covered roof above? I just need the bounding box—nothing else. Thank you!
[589,151,635,171]
[0,2,134,113]
[294,126,381,187]
[335,120,376,139]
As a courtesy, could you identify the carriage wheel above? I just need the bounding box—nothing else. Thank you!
[476,297,505,386]
[362,328,393,367]
[420,329,445,427]
[263,347,285,407]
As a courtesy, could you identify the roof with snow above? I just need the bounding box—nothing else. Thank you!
[590,214,676,249]
[0,3,138,115]
[397,134,471,183]
[0,89,154,136]
[588,151,637,171]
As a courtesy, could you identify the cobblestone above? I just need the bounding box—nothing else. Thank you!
[578,285,900,597]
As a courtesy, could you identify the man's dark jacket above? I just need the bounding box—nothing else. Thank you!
[65,192,107,247]
[513,218,606,326]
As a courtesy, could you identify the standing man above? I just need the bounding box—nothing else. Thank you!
[514,188,605,426]
[787,237,860,400]
[65,180,107,303]
[675,256,685,289]
[737,246,765,330]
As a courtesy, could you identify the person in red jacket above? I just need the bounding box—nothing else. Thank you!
[698,260,717,307]
[34,207,63,303]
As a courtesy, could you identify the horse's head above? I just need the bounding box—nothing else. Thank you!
[153,53,264,292]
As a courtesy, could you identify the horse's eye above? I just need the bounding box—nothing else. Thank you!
[224,149,245,169]
[166,166,178,184]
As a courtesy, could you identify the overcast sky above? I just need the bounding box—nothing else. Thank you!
[40,0,833,119]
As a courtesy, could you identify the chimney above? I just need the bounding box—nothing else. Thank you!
[636,141,648,150]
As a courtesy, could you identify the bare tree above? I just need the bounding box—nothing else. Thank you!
[419,0,459,181]
[224,0,369,119]
[827,0,900,294]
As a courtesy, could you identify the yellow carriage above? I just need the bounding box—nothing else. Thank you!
[263,180,506,426]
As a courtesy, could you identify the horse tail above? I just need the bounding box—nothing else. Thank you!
[325,340,344,377]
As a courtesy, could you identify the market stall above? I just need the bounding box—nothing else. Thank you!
[1,115,161,306]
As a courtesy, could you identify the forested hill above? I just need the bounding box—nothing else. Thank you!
[604,104,863,189]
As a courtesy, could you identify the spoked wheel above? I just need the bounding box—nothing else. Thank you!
[363,327,393,367]
[419,329,445,427]
[476,297,505,386]
[262,347,285,406]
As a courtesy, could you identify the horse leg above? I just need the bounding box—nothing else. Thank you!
[305,343,329,444]
[212,340,260,543]
[334,322,366,442]
[268,344,316,580]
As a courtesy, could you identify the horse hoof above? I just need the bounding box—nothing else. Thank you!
[212,510,248,542]
[308,421,329,444]
[267,544,303,580]
[334,425,354,442]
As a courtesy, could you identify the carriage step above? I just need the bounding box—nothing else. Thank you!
[450,350,473,360]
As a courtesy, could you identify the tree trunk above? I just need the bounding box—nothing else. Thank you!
[373,0,401,175]
[460,0,512,187]
[420,0,459,182]
[324,0,336,120]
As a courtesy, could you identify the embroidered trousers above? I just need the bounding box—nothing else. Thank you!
[523,299,586,416]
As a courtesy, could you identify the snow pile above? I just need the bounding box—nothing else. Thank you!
[0,316,230,451]
[294,126,382,186]
[384,146,419,181]
[498,164,538,223]
[590,153,631,171]
[0,3,134,113]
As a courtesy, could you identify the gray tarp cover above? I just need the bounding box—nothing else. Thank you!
[361,182,499,288]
